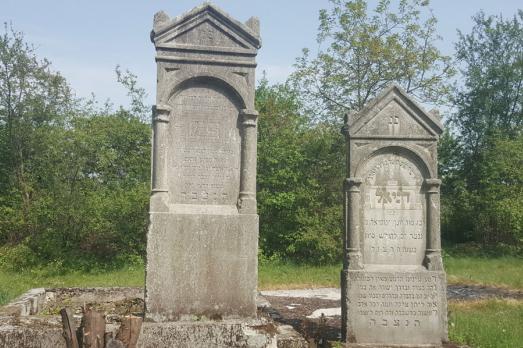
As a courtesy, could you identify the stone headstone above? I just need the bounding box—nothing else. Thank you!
[146,3,261,322]
[341,84,448,347]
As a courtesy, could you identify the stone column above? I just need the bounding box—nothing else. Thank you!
[424,178,443,271]
[344,177,363,270]
[238,109,258,214]
[150,104,170,212]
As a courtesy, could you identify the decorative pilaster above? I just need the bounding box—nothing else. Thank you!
[238,109,258,214]
[150,104,170,212]
[344,177,363,270]
[424,178,444,271]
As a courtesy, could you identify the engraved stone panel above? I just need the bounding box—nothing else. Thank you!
[361,153,425,266]
[346,271,444,346]
[168,80,241,206]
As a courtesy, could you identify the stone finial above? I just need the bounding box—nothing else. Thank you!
[429,109,441,120]
[153,11,170,30]
[341,113,350,135]
[245,17,260,36]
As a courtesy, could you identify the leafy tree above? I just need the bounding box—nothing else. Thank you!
[444,11,523,247]
[0,24,152,268]
[291,0,454,123]
[452,10,523,190]
[477,135,523,246]
[257,79,343,263]
[257,80,306,259]
[115,65,150,122]
[0,24,73,244]
[28,114,150,263]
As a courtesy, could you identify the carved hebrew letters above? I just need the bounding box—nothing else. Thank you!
[168,81,241,205]
[347,271,444,345]
[361,153,425,266]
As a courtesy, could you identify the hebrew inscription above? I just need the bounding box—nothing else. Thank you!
[361,153,425,266]
[347,271,443,344]
[168,81,241,205]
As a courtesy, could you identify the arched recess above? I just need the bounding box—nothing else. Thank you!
[165,73,248,110]
[354,145,433,180]
[355,145,431,267]
[166,75,245,207]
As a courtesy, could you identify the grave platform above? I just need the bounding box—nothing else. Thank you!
[0,287,307,348]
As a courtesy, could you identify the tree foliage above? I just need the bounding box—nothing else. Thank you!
[443,11,523,248]
[256,79,344,263]
[1,5,523,269]
[291,0,454,123]
[0,24,73,245]
[0,25,151,268]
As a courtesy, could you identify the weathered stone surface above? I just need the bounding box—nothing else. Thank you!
[0,316,65,348]
[341,84,448,347]
[137,319,307,348]
[1,288,45,316]
[360,152,426,266]
[1,288,306,348]
[137,320,268,348]
[342,270,447,347]
[146,214,258,321]
[146,3,261,322]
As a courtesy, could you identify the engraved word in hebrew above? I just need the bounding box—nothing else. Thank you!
[376,188,411,204]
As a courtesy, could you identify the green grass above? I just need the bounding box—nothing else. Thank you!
[258,261,340,290]
[1,255,522,306]
[445,255,523,288]
[0,262,341,306]
[2,259,523,348]
[0,266,144,306]
[449,299,523,348]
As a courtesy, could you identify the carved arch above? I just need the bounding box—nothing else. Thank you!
[164,73,247,110]
[355,145,434,180]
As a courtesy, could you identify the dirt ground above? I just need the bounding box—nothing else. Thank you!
[260,284,522,347]
[26,284,523,347]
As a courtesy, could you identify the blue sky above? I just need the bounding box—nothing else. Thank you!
[2,1,521,107]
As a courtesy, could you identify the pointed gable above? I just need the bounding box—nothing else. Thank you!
[151,3,261,51]
[348,84,443,139]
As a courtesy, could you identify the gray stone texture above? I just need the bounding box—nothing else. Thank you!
[137,320,307,348]
[146,3,261,322]
[341,84,448,347]
[1,287,307,348]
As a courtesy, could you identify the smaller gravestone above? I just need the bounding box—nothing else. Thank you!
[341,84,448,347]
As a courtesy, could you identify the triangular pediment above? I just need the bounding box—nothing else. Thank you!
[151,3,261,50]
[348,84,443,138]
[166,19,248,49]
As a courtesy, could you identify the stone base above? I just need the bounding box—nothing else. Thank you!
[146,213,259,321]
[345,344,442,348]
[137,319,307,348]
[342,269,448,347]
[0,287,307,348]
[0,316,64,348]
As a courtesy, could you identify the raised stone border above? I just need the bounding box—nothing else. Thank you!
[1,288,46,316]
[0,287,307,348]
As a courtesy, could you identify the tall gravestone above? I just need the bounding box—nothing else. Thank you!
[146,3,261,323]
[341,85,448,347]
